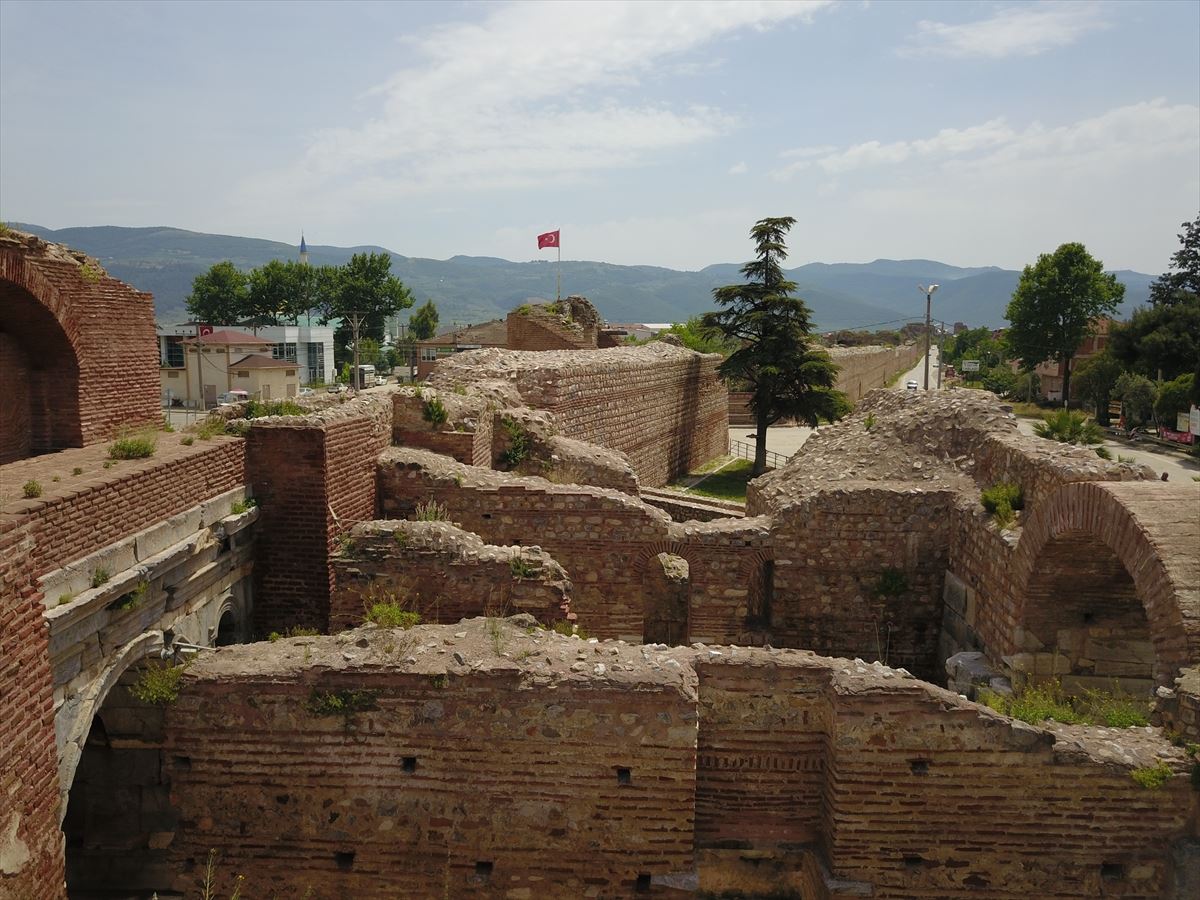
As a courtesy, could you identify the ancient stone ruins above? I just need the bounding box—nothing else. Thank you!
[1,228,1198,898]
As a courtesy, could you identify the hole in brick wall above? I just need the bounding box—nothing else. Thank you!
[173,755,191,771]
[909,759,930,775]
[512,539,521,546]
[964,874,989,887]
[1082,611,1095,624]
[276,794,289,804]
[635,873,652,892]
[334,851,355,871]
[617,767,632,785]
[1101,863,1126,881]
[482,513,492,519]
[475,861,493,881]
[903,855,923,869]
[219,536,231,554]
[402,756,417,773]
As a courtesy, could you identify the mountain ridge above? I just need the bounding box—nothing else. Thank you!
[11,223,1153,332]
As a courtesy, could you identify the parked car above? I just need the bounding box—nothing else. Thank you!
[327,383,347,394]
[217,390,250,406]
[905,380,919,391]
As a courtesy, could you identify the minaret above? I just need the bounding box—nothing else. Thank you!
[299,233,309,265]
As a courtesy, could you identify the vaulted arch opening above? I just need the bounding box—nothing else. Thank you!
[643,552,690,646]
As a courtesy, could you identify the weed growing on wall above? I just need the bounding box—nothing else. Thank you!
[180,436,195,446]
[200,848,246,900]
[72,467,83,475]
[980,679,1149,728]
[230,498,257,515]
[108,580,149,612]
[91,568,110,588]
[193,417,227,440]
[552,620,588,639]
[79,261,102,283]
[1130,763,1173,789]
[108,429,157,459]
[365,602,421,629]
[980,481,1024,529]
[1095,446,1113,460]
[305,688,380,717]
[244,399,305,418]
[509,555,540,579]
[128,661,187,705]
[413,498,449,522]
[422,396,448,428]
[57,593,75,606]
[22,480,42,499]
[499,417,532,469]
[267,626,320,642]
[864,413,877,431]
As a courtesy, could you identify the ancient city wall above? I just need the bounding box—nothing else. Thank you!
[0,231,159,460]
[329,521,570,631]
[159,629,1199,899]
[428,343,728,488]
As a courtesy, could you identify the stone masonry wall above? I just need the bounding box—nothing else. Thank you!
[0,332,32,463]
[161,630,1198,898]
[329,521,571,631]
[429,343,728,488]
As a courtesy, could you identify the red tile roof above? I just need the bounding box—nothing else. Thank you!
[229,354,296,369]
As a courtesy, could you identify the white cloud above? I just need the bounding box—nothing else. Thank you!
[900,3,1109,59]
[728,161,748,175]
[249,0,832,202]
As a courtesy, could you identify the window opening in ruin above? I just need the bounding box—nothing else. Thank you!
[216,609,238,646]
[335,851,355,871]
[475,861,494,881]
[402,756,417,773]
[1101,863,1126,881]
[903,855,923,869]
[746,559,774,629]
[617,767,632,785]
[642,553,689,646]
[635,873,652,892]
[909,759,930,775]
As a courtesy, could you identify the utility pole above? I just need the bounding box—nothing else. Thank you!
[918,284,939,391]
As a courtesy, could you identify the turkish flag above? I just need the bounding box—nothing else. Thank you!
[537,230,560,249]
[198,324,214,336]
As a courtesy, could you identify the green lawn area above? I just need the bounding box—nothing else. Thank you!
[675,458,755,503]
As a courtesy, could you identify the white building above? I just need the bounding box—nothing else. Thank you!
[251,324,335,385]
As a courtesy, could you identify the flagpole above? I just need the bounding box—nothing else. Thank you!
[556,229,561,302]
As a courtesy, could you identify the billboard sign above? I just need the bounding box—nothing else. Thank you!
[961,359,981,372]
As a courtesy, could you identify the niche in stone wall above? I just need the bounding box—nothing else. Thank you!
[643,553,689,645]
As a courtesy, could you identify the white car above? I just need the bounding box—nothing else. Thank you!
[905,380,919,391]
[217,390,249,405]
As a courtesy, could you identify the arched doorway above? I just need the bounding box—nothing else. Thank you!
[215,607,239,646]
[0,279,82,461]
[643,553,690,645]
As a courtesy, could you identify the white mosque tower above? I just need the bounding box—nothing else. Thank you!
[299,232,309,265]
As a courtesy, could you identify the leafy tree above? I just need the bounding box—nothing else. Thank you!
[245,259,293,332]
[1005,243,1124,407]
[1108,297,1200,382]
[185,261,248,327]
[1071,350,1125,425]
[357,337,383,368]
[1154,373,1195,423]
[1149,213,1200,307]
[321,253,414,385]
[701,217,847,475]
[1115,372,1156,427]
[657,316,738,356]
[409,299,440,341]
[979,365,1018,398]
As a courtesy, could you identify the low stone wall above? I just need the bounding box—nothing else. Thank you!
[329,521,571,632]
[161,627,1199,898]
[428,343,728,488]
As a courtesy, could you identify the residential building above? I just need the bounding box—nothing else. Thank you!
[415,319,507,379]
[1033,318,1113,403]
[161,329,301,408]
[252,323,335,386]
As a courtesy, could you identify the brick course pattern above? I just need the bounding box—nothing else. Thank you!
[329,520,571,631]
[428,343,728,488]
[161,627,1198,898]
[0,230,159,461]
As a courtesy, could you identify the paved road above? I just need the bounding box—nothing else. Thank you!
[892,346,941,392]
[1013,417,1199,483]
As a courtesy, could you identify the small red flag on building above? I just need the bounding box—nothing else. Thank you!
[537,230,560,249]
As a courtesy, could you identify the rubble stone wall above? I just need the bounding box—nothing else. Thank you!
[428,344,728,487]
[329,521,571,631]
[0,232,159,459]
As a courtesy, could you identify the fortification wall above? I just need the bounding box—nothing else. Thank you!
[160,628,1198,899]
[329,521,571,631]
[428,343,728,487]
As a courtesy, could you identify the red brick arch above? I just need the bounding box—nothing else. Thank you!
[0,233,160,461]
[1010,480,1200,686]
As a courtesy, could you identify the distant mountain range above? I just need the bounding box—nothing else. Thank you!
[13,223,1154,332]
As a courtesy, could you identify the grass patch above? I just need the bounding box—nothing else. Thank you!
[365,602,421,629]
[193,417,227,440]
[108,429,157,459]
[680,458,755,503]
[90,568,110,588]
[552,620,589,640]
[413,498,449,521]
[244,399,305,418]
[1130,763,1173,790]
[128,661,186,705]
[305,688,380,718]
[980,679,1149,728]
[981,481,1023,529]
[22,480,42,499]
[267,626,320,641]
[230,498,257,515]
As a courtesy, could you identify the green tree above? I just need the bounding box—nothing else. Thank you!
[1115,372,1156,427]
[1071,350,1125,425]
[409,299,440,341]
[185,261,248,327]
[1005,243,1124,407]
[245,259,292,332]
[357,337,383,368]
[1149,213,1200,307]
[1154,373,1195,424]
[321,253,414,387]
[701,217,847,475]
[1109,296,1200,383]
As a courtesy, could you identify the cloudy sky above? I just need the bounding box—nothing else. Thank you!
[2,0,1197,273]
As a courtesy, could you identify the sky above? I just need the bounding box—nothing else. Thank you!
[1,0,1198,274]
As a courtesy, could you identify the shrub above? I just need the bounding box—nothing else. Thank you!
[109,580,149,611]
[499,417,533,469]
[162,421,175,433]
[981,482,1024,513]
[1130,763,1173,790]
[72,467,83,475]
[79,261,101,283]
[230,498,257,515]
[863,412,876,431]
[194,417,226,440]
[510,555,540,579]
[422,395,448,428]
[365,602,421,629]
[244,399,306,419]
[108,431,157,459]
[413,498,449,521]
[1033,409,1103,446]
[22,480,42,499]
[982,679,1149,728]
[305,688,379,717]
[128,661,186,705]
[180,436,195,446]
[91,568,110,588]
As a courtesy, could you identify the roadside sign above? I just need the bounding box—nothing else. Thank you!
[962,359,980,372]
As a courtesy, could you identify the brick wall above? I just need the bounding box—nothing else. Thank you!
[0,522,64,899]
[0,232,159,457]
[0,332,32,463]
[430,343,728,487]
[329,521,570,631]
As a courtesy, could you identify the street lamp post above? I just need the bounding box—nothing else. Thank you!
[918,284,939,390]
